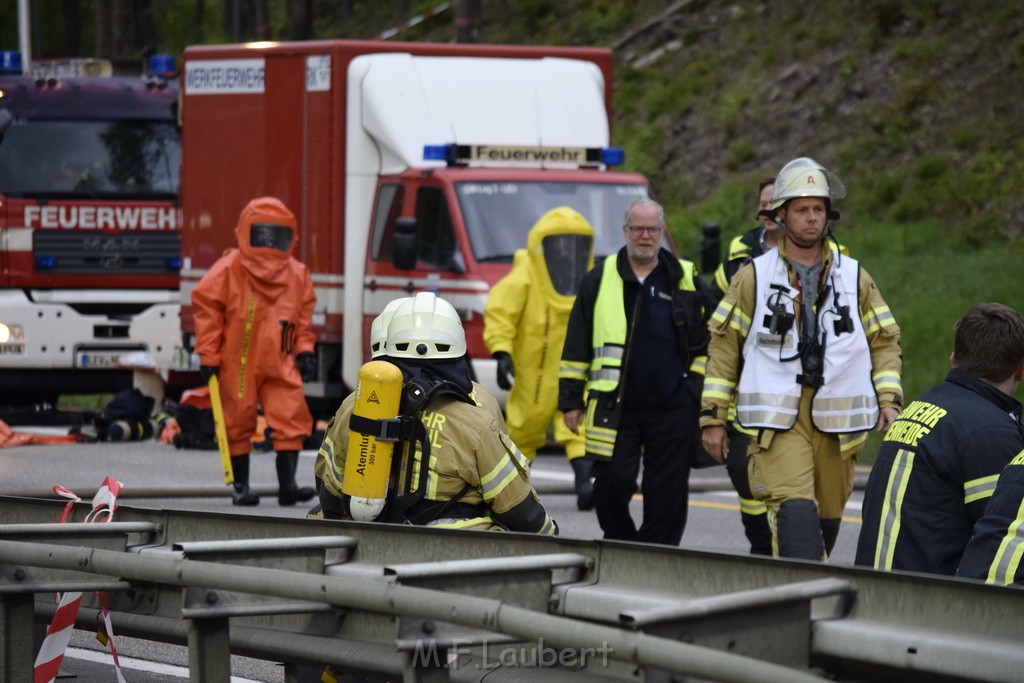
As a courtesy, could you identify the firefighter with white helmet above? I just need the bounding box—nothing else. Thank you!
[484,206,595,510]
[314,292,556,533]
[700,157,903,560]
[710,172,852,556]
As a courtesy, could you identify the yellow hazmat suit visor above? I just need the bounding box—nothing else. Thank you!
[526,206,595,303]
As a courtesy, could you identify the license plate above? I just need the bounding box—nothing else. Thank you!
[76,351,123,368]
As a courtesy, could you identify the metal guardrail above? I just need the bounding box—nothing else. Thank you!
[1,495,1023,682]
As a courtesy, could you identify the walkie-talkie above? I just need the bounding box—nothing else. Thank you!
[764,285,794,335]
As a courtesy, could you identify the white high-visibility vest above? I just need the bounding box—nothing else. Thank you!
[736,249,878,433]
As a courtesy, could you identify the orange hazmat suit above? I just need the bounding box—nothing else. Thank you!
[192,197,316,457]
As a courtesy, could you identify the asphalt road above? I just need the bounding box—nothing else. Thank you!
[0,428,869,681]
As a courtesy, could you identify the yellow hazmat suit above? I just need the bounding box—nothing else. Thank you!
[484,206,594,461]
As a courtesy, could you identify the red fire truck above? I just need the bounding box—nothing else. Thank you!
[0,52,182,403]
[178,40,651,412]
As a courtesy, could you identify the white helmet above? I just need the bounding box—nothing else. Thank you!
[370,297,409,359]
[770,157,846,217]
[386,292,466,360]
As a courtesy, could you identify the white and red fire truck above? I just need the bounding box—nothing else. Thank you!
[178,40,652,411]
[0,52,182,403]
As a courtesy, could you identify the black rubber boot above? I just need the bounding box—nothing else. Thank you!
[740,503,774,556]
[276,450,315,506]
[571,458,595,511]
[231,454,260,506]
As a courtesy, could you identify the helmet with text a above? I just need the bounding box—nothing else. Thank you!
[768,157,846,221]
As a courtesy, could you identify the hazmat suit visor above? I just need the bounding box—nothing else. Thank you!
[542,233,593,296]
[249,223,294,252]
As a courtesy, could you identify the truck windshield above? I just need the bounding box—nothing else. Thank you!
[455,181,651,262]
[0,119,180,199]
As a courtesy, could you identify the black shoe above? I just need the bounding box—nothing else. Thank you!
[279,485,316,506]
[232,486,261,506]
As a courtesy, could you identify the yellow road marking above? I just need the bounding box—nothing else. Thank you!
[630,495,863,524]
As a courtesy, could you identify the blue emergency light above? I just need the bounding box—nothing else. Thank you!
[0,51,22,75]
[148,54,176,78]
[165,256,182,269]
[423,144,457,163]
[600,147,625,166]
[35,255,58,270]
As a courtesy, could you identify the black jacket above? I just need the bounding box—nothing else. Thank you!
[855,369,1024,575]
[957,449,1024,585]
[558,247,712,415]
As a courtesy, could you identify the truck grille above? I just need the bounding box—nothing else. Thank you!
[33,231,180,275]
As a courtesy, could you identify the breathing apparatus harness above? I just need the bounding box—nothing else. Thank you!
[347,373,475,524]
[763,269,855,389]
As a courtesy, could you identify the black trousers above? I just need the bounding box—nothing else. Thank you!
[592,406,696,546]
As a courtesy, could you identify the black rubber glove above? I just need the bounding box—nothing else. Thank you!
[200,365,219,383]
[494,351,515,391]
[296,352,317,382]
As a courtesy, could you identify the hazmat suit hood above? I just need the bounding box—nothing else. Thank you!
[234,196,298,297]
[526,206,594,305]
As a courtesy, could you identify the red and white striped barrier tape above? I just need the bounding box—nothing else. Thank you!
[33,591,82,683]
[34,477,126,683]
[376,1,451,40]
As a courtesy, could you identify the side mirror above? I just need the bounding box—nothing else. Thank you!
[393,217,418,271]
[448,249,466,274]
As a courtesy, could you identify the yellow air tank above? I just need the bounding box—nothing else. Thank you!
[342,360,404,521]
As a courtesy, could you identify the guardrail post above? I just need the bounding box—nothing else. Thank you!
[187,615,232,682]
[0,592,34,682]
[403,644,452,683]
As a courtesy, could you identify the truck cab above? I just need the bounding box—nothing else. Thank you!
[364,164,649,368]
[0,53,182,402]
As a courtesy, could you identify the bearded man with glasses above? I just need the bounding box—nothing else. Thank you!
[558,198,714,545]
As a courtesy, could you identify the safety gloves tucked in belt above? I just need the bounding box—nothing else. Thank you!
[296,352,318,382]
[493,351,515,391]
[200,365,219,383]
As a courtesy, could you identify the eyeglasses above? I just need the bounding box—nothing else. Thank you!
[626,225,663,236]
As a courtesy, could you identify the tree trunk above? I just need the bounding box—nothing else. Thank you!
[95,0,113,58]
[62,0,82,57]
[287,0,313,40]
